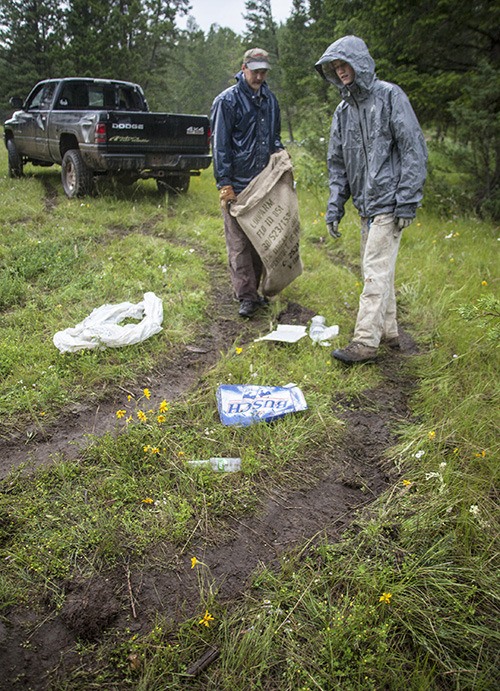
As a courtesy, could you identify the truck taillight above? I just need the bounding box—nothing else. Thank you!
[95,123,107,144]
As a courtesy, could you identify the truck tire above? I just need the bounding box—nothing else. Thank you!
[157,174,190,195]
[7,139,23,178]
[61,149,94,198]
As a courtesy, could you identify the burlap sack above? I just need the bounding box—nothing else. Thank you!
[229,150,302,297]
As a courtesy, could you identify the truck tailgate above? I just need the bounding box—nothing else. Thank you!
[105,112,209,154]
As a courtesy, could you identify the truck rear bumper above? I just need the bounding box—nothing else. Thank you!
[81,149,211,174]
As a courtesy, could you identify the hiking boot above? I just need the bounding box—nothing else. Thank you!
[384,336,400,349]
[238,299,260,318]
[332,341,378,364]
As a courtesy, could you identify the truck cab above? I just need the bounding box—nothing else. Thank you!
[4,78,211,197]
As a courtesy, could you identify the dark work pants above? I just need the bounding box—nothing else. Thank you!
[223,209,262,301]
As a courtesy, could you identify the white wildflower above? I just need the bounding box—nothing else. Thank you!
[425,468,446,493]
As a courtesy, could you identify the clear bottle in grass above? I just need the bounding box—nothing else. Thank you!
[187,457,241,472]
[309,315,326,343]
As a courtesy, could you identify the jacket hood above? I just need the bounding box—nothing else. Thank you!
[315,35,376,98]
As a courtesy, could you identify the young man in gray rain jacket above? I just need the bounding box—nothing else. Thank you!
[315,35,427,363]
[211,48,284,318]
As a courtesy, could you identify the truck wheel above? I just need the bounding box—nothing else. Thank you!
[61,149,94,198]
[157,174,190,195]
[7,139,23,178]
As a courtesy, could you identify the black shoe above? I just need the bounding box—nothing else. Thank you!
[238,299,259,318]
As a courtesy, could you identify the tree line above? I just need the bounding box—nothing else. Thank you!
[1,0,498,218]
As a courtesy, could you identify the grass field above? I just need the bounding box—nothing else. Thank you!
[0,143,498,689]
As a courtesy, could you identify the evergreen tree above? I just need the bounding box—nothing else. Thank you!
[151,23,243,114]
[0,0,64,96]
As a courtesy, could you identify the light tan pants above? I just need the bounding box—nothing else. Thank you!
[353,213,401,348]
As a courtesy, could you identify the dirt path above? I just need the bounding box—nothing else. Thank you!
[0,289,418,690]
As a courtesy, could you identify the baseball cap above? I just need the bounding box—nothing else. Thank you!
[243,48,271,70]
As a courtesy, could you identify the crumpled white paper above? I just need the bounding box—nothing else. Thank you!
[53,292,163,353]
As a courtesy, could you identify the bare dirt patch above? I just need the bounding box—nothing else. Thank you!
[0,286,419,690]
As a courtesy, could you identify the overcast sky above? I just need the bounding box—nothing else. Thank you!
[178,0,295,34]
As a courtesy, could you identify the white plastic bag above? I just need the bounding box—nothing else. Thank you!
[53,292,163,353]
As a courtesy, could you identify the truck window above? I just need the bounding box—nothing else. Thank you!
[117,87,143,111]
[56,82,89,109]
[27,83,57,110]
[88,86,105,108]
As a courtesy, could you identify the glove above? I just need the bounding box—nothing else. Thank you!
[219,185,237,211]
[327,221,341,238]
[396,217,413,230]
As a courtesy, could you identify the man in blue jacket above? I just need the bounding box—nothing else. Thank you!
[211,48,284,318]
[315,36,427,363]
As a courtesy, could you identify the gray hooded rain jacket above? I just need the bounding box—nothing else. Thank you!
[315,35,427,223]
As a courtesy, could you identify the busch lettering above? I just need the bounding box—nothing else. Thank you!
[227,398,288,414]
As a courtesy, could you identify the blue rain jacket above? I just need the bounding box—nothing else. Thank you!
[210,71,283,193]
[315,36,427,222]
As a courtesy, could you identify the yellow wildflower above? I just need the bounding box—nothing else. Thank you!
[159,400,169,413]
[143,445,151,453]
[157,414,166,424]
[127,394,133,402]
[126,415,133,424]
[137,410,147,422]
[178,451,185,457]
[475,449,486,458]
[235,347,243,355]
[481,280,488,286]
[143,388,151,399]
[191,556,199,569]
[402,479,412,487]
[379,592,392,604]
[142,497,154,504]
[428,430,436,440]
[151,447,160,454]
[199,610,214,627]
[116,409,127,419]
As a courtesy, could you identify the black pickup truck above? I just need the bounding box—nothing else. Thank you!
[3,77,211,197]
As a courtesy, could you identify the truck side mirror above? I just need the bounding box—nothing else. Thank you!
[10,96,24,109]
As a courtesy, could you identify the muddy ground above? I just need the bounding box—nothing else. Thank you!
[0,285,419,690]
